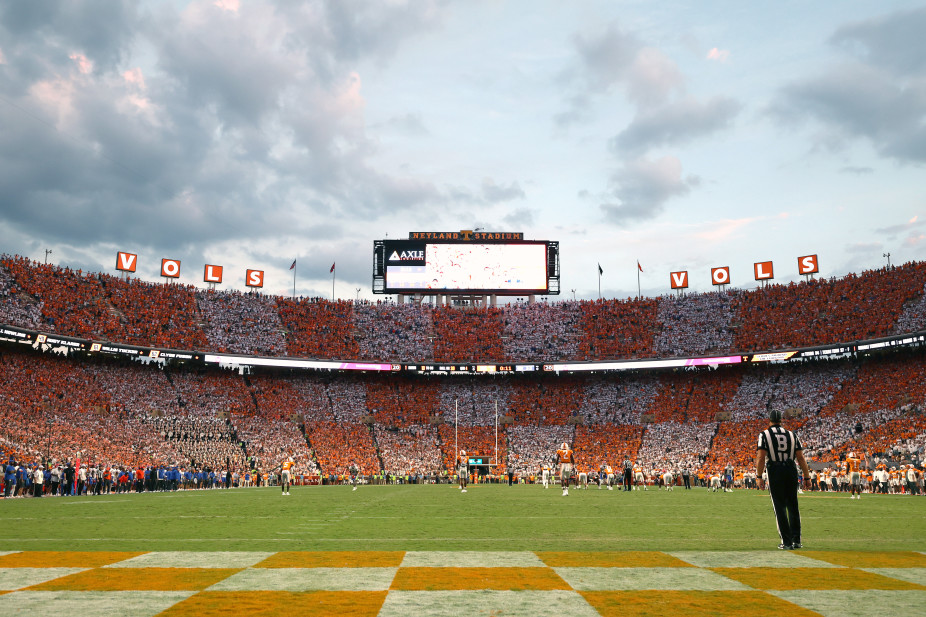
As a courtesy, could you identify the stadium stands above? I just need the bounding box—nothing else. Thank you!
[1,255,925,485]
[0,345,923,482]
[2,255,925,363]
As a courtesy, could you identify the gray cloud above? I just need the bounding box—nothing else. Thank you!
[875,217,924,239]
[839,166,874,175]
[771,7,926,164]
[481,179,525,203]
[600,156,700,224]
[556,23,684,127]
[830,7,926,75]
[610,96,742,156]
[0,0,470,274]
[502,208,536,228]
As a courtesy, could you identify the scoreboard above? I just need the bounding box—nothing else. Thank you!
[372,233,560,295]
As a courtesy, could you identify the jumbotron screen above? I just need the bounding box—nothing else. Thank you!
[382,240,549,294]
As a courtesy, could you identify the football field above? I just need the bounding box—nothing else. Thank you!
[0,485,924,616]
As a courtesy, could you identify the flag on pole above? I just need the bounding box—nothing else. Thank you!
[290,259,296,270]
[637,261,643,272]
[598,263,603,275]
[330,262,336,273]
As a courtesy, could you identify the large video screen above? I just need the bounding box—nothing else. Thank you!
[383,241,548,293]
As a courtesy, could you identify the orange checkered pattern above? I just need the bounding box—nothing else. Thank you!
[0,550,923,616]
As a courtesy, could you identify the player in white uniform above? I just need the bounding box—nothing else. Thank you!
[541,463,551,489]
[662,470,674,491]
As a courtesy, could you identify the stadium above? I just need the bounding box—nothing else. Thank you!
[3,2,926,616]
[1,252,925,616]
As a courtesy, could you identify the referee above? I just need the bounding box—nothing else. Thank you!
[756,409,811,550]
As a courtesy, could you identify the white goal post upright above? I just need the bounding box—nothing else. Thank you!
[494,399,498,475]
[454,399,458,466]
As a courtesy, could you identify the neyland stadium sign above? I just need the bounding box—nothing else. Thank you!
[409,231,524,241]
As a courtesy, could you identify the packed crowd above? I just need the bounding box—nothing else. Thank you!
[654,291,735,357]
[374,425,442,475]
[732,263,926,352]
[0,263,42,329]
[506,425,575,475]
[0,341,924,483]
[636,421,717,471]
[572,425,645,473]
[104,275,208,350]
[275,298,359,359]
[437,425,508,474]
[197,290,286,356]
[578,297,659,360]
[3,255,926,365]
[304,422,379,475]
[431,305,506,362]
[366,377,440,426]
[353,302,434,362]
[501,301,582,361]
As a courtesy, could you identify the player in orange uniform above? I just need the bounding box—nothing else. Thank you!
[457,450,468,493]
[555,442,575,497]
[845,452,862,499]
[278,457,295,496]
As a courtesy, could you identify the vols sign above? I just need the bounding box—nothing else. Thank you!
[115,251,137,273]
[754,261,774,281]
[203,264,223,284]
[798,254,819,275]
[246,269,264,288]
[711,266,730,286]
[670,271,689,289]
[161,259,181,278]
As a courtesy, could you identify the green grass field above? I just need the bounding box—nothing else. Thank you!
[2,485,923,553]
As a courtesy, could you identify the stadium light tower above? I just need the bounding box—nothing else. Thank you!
[355,287,361,301]
[45,249,52,264]
[571,288,575,301]
[883,252,891,267]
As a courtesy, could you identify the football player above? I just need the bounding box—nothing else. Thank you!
[845,452,862,499]
[555,442,575,497]
[279,456,295,496]
[457,450,468,493]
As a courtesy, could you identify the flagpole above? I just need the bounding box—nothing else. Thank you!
[293,261,296,300]
[331,266,335,301]
[637,261,641,299]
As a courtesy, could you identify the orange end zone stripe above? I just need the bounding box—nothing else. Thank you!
[391,567,570,591]
[711,567,926,591]
[537,551,694,568]
[581,591,824,617]
[157,591,387,617]
[27,567,243,592]
[798,551,926,568]
[254,551,405,568]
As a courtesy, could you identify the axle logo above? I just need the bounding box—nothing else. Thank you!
[389,250,424,261]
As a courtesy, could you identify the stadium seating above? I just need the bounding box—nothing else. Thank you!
[2,254,926,484]
[3,255,926,363]
[0,345,923,482]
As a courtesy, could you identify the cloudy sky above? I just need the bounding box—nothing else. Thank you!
[0,1,923,300]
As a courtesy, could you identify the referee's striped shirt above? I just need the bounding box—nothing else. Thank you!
[757,426,802,464]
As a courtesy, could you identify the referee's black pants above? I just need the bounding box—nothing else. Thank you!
[623,470,632,491]
[767,464,801,546]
